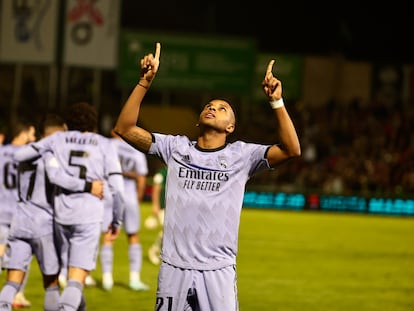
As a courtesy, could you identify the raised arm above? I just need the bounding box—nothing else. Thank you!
[262,60,301,167]
[113,42,161,153]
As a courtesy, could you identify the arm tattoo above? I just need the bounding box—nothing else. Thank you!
[119,130,151,153]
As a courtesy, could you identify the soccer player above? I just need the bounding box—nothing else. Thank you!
[100,130,149,291]
[14,102,125,311]
[148,164,167,265]
[0,121,36,308]
[113,43,301,310]
[0,113,104,311]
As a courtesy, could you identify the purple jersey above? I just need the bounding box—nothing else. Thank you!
[112,137,148,199]
[14,131,123,226]
[0,144,21,225]
[10,152,90,239]
[111,138,147,232]
[148,133,271,270]
[102,139,126,231]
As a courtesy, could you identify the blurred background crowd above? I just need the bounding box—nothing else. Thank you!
[1,0,413,200]
[241,97,414,198]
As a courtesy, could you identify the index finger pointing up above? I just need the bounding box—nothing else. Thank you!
[266,60,275,77]
[154,42,161,60]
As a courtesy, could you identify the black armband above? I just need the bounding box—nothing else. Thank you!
[84,181,92,193]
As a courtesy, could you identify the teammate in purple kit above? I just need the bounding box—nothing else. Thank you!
[14,103,125,311]
[0,121,36,308]
[0,113,104,311]
[99,130,149,291]
[113,43,301,310]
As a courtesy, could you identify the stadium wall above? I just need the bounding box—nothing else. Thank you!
[243,191,414,217]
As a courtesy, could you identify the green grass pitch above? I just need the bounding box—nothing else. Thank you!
[3,202,414,310]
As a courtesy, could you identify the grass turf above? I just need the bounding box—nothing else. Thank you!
[4,202,414,310]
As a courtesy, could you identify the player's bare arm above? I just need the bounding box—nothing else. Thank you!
[262,59,301,167]
[114,43,161,153]
[137,175,146,202]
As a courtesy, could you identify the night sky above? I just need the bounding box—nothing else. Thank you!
[121,1,413,63]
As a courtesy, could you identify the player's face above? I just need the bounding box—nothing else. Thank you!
[199,100,235,134]
[26,126,36,143]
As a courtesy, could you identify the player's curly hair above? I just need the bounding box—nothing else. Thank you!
[65,102,98,132]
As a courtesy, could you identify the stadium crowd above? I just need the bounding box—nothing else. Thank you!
[242,97,414,198]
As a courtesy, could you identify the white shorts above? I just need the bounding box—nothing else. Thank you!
[6,234,58,275]
[155,262,239,311]
[55,222,101,271]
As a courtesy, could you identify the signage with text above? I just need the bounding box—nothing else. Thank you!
[118,30,257,94]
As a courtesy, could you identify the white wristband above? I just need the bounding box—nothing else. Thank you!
[269,98,284,109]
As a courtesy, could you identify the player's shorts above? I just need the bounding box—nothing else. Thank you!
[5,234,59,275]
[0,224,10,244]
[122,197,140,234]
[55,222,101,271]
[155,262,239,311]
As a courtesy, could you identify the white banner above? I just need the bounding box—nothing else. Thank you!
[63,0,120,68]
[0,0,58,63]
